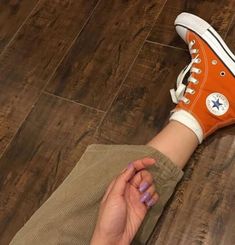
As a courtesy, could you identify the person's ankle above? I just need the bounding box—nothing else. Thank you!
[170,109,203,143]
[147,121,198,169]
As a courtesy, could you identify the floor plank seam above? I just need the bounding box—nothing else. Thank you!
[224,13,235,40]
[0,0,41,58]
[0,0,102,160]
[41,0,102,94]
[94,0,169,136]
[43,91,105,113]
[0,91,104,160]
[145,39,188,51]
[1,1,235,244]
[0,100,36,160]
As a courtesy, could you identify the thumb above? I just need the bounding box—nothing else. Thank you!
[110,163,136,196]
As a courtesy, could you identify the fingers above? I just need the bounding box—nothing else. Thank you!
[129,169,153,190]
[129,162,159,208]
[110,157,156,196]
[109,163,136,196]
[145,193,159,208]
[102,158,157,205]
[131,158,156,172]
[140,184,159,208]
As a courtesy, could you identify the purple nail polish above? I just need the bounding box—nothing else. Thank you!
[146,199,155,207]
[128,162,133,169]
[140,192,151,203]
[139,182,149,193]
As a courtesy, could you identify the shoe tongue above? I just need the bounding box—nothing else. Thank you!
[180,62,191,86]
[182,69,190,86]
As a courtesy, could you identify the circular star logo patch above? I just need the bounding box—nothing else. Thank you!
[206,93,229,116]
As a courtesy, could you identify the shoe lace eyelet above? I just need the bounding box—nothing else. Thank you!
[197,69,202,74]
[212,60,217,65]
[185,99,190,104]
[191,90,195,95]
[220,71,226,76]
[197,58,201,63]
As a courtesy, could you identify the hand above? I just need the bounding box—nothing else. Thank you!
[90,158,159,245]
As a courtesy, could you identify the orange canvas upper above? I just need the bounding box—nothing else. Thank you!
[176,31,235,138]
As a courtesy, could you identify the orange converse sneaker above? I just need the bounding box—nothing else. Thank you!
[170,13,235,143]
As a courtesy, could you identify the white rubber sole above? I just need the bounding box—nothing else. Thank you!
[175,12,235,76]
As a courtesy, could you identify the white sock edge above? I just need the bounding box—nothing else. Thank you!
[169,109,204,144]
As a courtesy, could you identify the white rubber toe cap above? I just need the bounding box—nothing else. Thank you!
[175,25,188,43]
[174,12,235,76]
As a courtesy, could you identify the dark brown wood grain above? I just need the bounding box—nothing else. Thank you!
[148,131,235,245]
[147,0,235,49]
[0,0,39,53]
[97,42,189,144]
[226,16,235,53]
[0,0,99,155]
[0,93,103,244]
[45,0,166,111]
[0,1,235,245]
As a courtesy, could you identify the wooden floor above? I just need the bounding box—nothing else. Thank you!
[0,0,235,244]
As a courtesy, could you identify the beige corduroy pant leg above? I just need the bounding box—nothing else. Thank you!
[10,144,183,245]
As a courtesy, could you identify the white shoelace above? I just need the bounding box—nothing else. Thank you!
[170,40,201,104]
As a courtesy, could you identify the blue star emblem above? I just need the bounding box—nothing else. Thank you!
[212,98,223,110]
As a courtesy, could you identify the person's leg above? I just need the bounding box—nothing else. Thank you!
[10,144,183,245]
[8,123,201,245]
[10,12,235,245]
[148,121,198,169]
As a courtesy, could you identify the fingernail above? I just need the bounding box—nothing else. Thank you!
[128,162,133,169]
[146,199,156,207]
[140,192,151,203]
[121,168,127,173]
[139,182,149,193]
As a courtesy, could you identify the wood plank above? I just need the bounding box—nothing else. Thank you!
[0,93,103,244]
[97,42,189,144]
[147,0,235,49]
[0,0,99,155]
[148,133,235,245]
[0,0,39,53]
[45,0,166,111]
[226,16,235,53]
